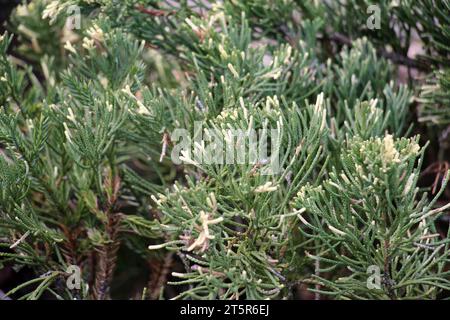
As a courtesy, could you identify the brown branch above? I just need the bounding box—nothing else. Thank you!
[59,224,83,266]
[147,253,173,300]
[92,173,122,300]
[136,5,175,17]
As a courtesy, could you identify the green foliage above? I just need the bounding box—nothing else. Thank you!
[292,135,450,299]
[9,1,70,67]
[149,95,327,299]
[325,38,412,141]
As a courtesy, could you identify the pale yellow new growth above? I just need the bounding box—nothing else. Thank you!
[187,211,224,252]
